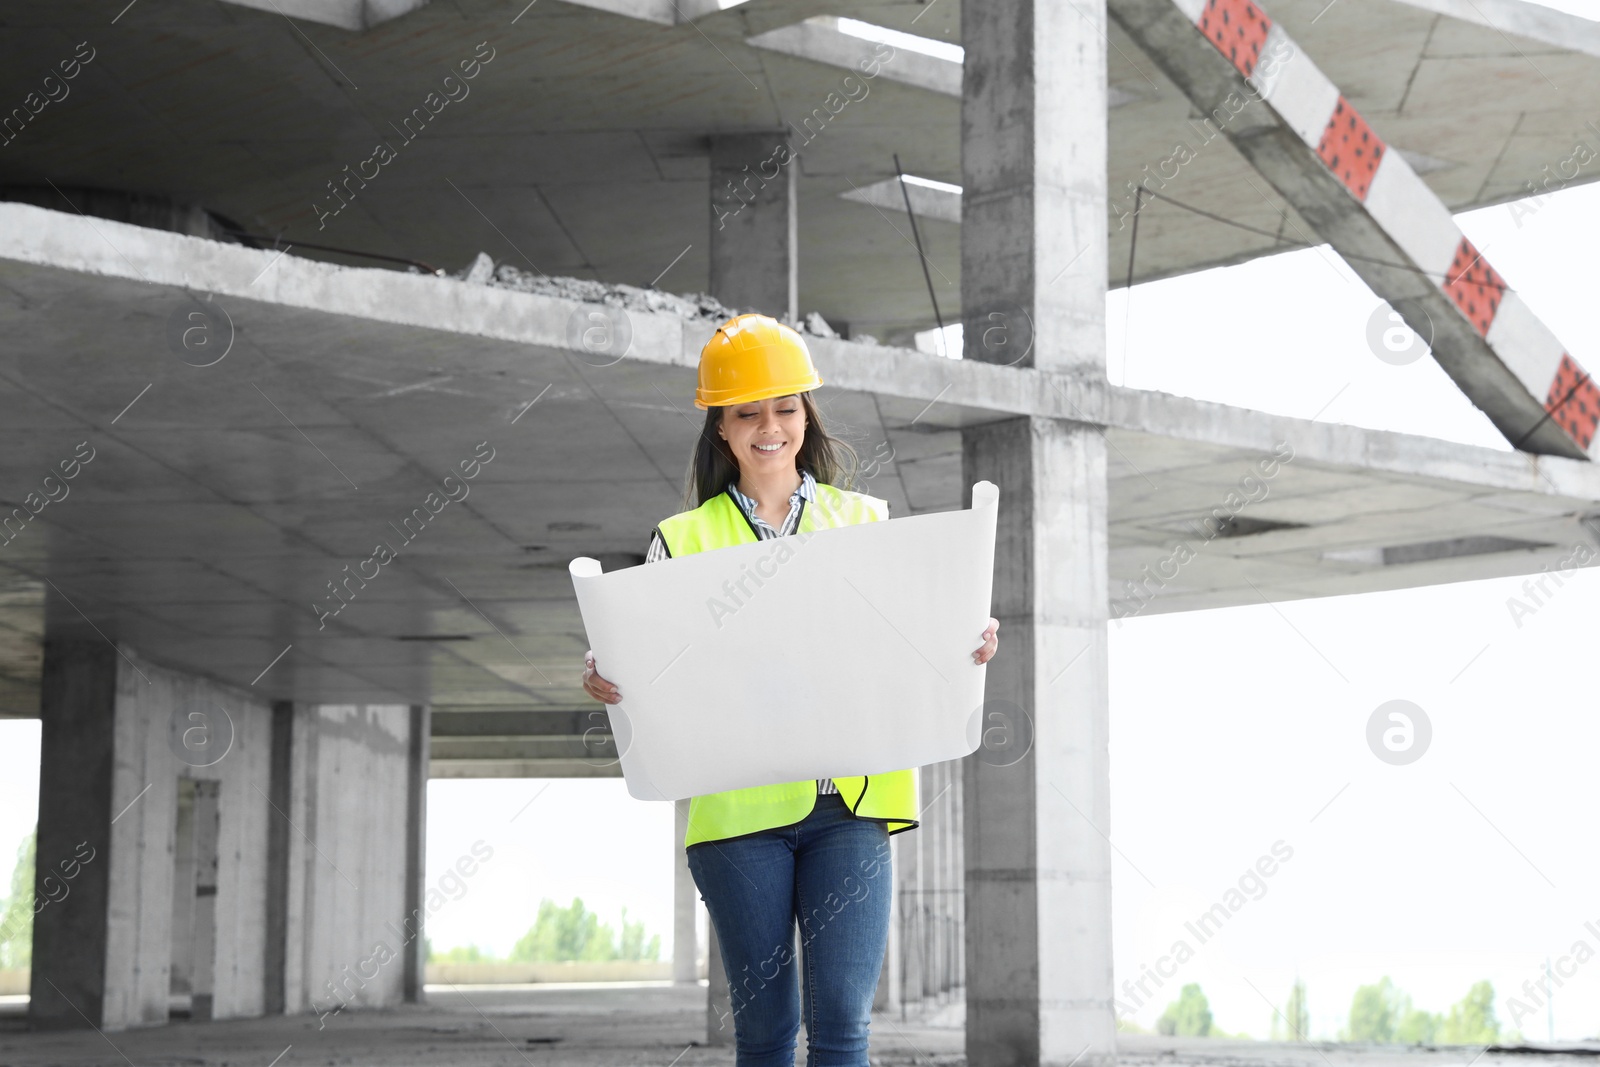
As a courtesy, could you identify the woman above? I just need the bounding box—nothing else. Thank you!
[580,313,998,1065]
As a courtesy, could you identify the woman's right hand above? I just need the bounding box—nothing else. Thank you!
[582,649,621,704]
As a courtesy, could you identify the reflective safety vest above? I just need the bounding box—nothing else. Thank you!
[654,481,921,849]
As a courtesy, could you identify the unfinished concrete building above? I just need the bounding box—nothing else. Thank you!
[1,0,1599,1062]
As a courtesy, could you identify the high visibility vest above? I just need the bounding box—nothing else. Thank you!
[654,481,921,849]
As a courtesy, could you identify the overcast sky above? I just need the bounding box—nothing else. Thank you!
[2,33,1597,1038]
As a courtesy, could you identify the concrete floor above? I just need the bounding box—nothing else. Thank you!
[2,986,1594,1067]
[0,983,966,1066]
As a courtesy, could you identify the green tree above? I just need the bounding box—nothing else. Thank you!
[1157,983,1213,1037]
[1344,977,1402,1042]
[1272,979,1310,1041]
[1396,1003,1440,1045]
[507,898,660,963]
[510,898,614,962]
[1337,979,1465,1043]
[0,831,35,970]
[615,906,661,962]
[429,943,497,964]
[1437,981,1499,1045]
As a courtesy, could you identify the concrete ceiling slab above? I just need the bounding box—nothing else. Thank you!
[1,202,1598,735]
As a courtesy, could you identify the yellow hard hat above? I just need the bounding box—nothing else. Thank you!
[694,313,823,409]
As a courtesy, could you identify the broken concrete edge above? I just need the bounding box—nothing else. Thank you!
[0,201,1095,422]
[5,201,1597,509]
[1110,385,1600,510]
[1387,0,1600,60]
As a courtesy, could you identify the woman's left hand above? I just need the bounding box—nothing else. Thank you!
[972,617,999,664]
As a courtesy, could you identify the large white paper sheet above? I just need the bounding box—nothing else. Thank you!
[569,482,1000,801]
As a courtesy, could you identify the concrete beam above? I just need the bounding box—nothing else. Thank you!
[745,17,961,96]
[675,0,746,18]
[1105,384,1600,500]
[0,201,1108,426]
[8,200,1600,511]
[427,708,627,776]
[840,176,963,224]
[562,0,749,24]
[219,0,431,31]
[430,709,602,737]
[1108,0,1599,461]
[1387,0,1600,60]
[556,0,677,23]
[746,17,1145,108]
[681,0,850,34]
[429,759,623,778]
[427,737,619,761]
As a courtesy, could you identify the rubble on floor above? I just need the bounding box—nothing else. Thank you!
[451,252,876,343]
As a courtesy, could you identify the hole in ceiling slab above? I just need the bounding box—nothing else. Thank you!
[1206,515,1307,538]
[833,16,964,62]
[1149,515,1308,539]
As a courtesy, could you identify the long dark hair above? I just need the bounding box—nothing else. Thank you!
[680,391,861,511]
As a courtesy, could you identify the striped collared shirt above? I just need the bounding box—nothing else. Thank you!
[645,469,837,795]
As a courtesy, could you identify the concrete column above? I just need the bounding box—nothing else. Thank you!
[708,132,797,321]
[901,787,924,1010]
[673,800,698,985]
[934,758,940,1004]
[706,922,733,1046]
[30,638,278,1030]
[874,833,902,1013]
[29,639,117,1031]
[188,781,221,1021]
[950,757,967,998]
[263,701,293,1014]
[284,704,318,1014]
[960,0,1115,1063]
[403,704,430,1003]
[292,705,413,1015]
[962,420,1114,1064]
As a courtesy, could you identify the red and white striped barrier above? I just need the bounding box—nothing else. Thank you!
[1115,0,1598,456]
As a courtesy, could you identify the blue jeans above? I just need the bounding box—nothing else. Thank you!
[686,791,893,1066]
